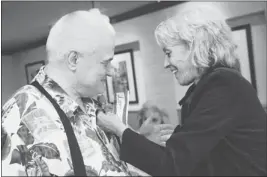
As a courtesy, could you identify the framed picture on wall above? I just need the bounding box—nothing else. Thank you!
[105,49,139,104]
[25,60,45,84]
[231,24,257,90]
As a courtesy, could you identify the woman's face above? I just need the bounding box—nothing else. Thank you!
[143,109,163,126]
[163,45,199,86]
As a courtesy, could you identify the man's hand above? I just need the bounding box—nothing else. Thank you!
[139,117,175,147]
[97,112,127,137]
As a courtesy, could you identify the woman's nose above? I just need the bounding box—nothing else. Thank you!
[164,56,170,68]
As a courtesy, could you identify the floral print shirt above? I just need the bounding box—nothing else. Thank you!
[1,67,134,176]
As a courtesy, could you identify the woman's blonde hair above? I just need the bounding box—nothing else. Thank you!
[138,102,168,127]
[155,5,240,71]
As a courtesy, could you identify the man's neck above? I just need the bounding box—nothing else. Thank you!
[45,65,86,112]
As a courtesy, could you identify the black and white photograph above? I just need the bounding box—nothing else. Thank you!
[105,49,139,104]
[1,1,266,176]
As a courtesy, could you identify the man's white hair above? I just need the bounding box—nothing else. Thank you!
[46,8,115,62]
[155,5,240,70]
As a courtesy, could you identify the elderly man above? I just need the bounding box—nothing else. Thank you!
[97,5,266,176]
[1,9,132,176]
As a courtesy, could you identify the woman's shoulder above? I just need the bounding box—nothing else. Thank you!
[194,67,257,100]
[209,67,242,81]
[205,67,252,89]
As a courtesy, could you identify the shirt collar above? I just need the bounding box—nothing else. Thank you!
[33,66,101,115]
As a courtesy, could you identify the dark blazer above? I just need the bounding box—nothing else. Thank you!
[120,67,266,176]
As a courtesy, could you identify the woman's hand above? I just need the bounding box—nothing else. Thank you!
[97,111,128,137]
[139,117,175,147]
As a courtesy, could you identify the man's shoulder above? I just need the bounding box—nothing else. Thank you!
[2,84,43,118]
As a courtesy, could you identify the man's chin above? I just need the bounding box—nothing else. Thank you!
[80,87,105,98]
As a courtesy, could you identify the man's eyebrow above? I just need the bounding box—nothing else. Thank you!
[101,58,112,64]
[163,48,170,53]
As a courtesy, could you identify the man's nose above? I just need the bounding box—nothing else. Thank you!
[164,56,170,69]
[106,63,115,77]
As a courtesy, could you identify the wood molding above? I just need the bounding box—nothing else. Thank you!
[2,1,186,55]
[231,24,257,91]
[110,1,185,24]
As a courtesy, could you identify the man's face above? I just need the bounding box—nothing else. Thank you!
[163,45,199,86]
[75,37,115,97]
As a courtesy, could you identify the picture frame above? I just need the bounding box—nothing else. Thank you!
[231,24,257,90]
[105,49,139,104]
[25,60,45,84]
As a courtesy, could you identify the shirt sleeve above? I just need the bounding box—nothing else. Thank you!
[120,72,243,176]
[1,90,45,176]
[2,96,28,176]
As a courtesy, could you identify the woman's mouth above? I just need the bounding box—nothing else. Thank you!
[171,69,178,74]
[169,66,178,74]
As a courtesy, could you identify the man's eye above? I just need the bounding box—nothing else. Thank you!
[165,52,171,58]
[101,58,113,66]
[101,61,109,67]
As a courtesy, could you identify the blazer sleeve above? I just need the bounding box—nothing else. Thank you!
[120,71,249,176]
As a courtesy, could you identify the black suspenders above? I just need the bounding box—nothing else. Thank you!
[31,81,87,176]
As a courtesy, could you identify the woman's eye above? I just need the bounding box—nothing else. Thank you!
[152,118,158,122]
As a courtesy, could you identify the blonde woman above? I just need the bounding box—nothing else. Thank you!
[98,5,266,176]
[137,102,170,146]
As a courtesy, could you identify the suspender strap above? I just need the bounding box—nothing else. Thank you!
[31,81,87,176]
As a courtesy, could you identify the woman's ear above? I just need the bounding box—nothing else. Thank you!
[67,51,79,71]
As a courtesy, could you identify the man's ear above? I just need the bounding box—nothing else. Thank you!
[67,51,79,71]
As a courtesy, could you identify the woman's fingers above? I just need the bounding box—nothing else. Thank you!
[160,134,172,142]
[160,129,174,136]
[142,116,154,127]
[159,124,176,131]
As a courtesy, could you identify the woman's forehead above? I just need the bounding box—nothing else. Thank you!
[145,109,161,116]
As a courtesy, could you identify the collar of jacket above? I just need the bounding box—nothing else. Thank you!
[178,64,237,106]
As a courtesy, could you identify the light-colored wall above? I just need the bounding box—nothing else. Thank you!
[3,1,267,127]
[251,24,267,107]
[1,55,17,104]
[12,46,47,88]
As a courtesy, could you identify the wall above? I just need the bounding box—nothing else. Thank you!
[11,45,47,88]
[1,55,17,104]
[251,24,267,107]
[3,1,267,128]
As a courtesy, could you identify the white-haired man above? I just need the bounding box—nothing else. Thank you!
[97,5,266,176]
[1,9,133,176]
